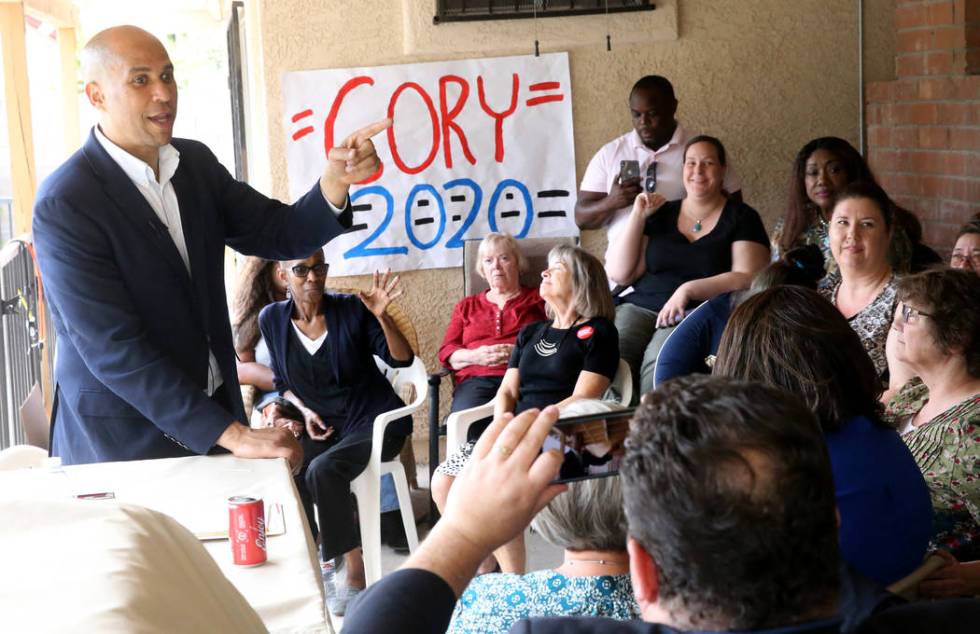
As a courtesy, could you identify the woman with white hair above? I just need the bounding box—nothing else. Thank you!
[438,233,546,419]
[433,245,620,573]
[447,400,638,633]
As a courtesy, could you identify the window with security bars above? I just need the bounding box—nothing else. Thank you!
[434,0,655,23]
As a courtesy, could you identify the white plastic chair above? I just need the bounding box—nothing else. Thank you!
[350,356,427,586]
[0,445,48,471]
[445,359,633,457]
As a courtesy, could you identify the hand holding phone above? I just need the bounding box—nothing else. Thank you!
[609,160,642,209]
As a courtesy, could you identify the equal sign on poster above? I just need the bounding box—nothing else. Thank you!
[282,52,578,276]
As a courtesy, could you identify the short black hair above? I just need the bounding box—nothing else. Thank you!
[958,219,980,239]
[630,75,676,101]
[622,376,839,631]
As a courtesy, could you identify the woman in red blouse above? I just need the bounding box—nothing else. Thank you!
[438,233,546,416]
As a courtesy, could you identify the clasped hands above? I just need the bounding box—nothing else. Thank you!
[263,401,334,442]
[473,343,514,367]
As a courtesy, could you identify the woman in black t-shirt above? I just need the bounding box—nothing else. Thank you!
[432,245,619,573]
[606,135,770,396]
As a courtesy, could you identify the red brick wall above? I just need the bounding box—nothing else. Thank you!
[865,0,980,252]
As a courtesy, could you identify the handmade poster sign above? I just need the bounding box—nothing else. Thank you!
[282,52,577,275]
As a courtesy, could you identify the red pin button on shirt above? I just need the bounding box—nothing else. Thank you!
[576,326,594,340]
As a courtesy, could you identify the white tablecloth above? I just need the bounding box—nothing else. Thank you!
[0,455,331,634]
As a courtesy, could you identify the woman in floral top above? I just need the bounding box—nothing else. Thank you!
[448,403,638,633]
[885,268,980,597]
[819,182,898,379]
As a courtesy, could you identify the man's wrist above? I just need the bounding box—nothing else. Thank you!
[319,176,350,209]
[217,421,248,451]
[408,520,492,597]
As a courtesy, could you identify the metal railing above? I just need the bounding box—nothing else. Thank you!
[0,198,13,244]
[0,238,46,449]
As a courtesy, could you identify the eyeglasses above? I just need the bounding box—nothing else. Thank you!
[951,252,980,268]
[899,302,933,324]
[645,161,657,193]
[291,263,328,278]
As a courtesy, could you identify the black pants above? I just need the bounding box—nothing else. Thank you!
[296,424,407,562]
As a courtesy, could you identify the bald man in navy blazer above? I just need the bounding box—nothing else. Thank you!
[33,25,391,467]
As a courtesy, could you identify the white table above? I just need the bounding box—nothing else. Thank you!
[0,454,331,634]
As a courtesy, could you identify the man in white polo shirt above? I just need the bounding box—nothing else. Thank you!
[574,75,742,277]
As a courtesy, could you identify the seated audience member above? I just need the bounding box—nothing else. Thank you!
[883,269,980,594]
[574,75,742,255]
[653,244,824,386]
[771,137,939,281]
[232,257,287,414]
[345,377,980,634]
[881,326,916,405]
[432,245,619,574]
[258,249,414,615]
[950,220,980,273]
[438,232,547,424]
[448,400,637,633]
[606,136,769,396]
[713,286,932,586]
[819,182,899,379]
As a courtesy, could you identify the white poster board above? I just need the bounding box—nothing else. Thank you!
[282,53,577,276]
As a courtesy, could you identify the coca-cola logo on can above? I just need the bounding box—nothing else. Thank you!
[228,496,267,566]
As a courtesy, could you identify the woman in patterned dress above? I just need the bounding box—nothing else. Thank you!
[447,400,638,634]
[884,268,980,597]
[819,182,899,380]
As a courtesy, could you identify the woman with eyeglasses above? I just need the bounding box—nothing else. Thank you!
[950,220,980,273]
[258,248,414,615]
[606,135,770,396]
[884,268,980,597]
[819,181,899,380]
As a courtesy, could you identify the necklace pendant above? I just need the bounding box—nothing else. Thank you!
[693,220,702,233]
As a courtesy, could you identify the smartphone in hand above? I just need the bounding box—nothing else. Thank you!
[619,159,640,184]
[544,408,635,483]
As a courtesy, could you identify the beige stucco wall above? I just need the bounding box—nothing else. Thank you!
[247,0,896,449]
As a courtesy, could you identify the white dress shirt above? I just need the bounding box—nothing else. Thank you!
[94,125,224,395]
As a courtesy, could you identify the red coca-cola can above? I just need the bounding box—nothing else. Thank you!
[228,496,267,566]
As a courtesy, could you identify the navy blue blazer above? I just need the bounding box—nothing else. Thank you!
[32,129,351,465]
[259,293,414,439]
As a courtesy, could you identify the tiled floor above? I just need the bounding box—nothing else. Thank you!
[329,476,562,632]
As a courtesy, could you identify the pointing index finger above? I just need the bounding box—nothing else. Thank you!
[346,117,393,147]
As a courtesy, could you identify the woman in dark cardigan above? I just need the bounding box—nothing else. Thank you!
[259,248,413,615]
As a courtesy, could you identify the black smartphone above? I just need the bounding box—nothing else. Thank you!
[619,159,640,184]
[545,407,635,483]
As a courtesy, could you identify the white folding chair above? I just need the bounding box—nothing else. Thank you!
[444,359,632,458]
[0,445,48,471]
[350,356,427,586]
